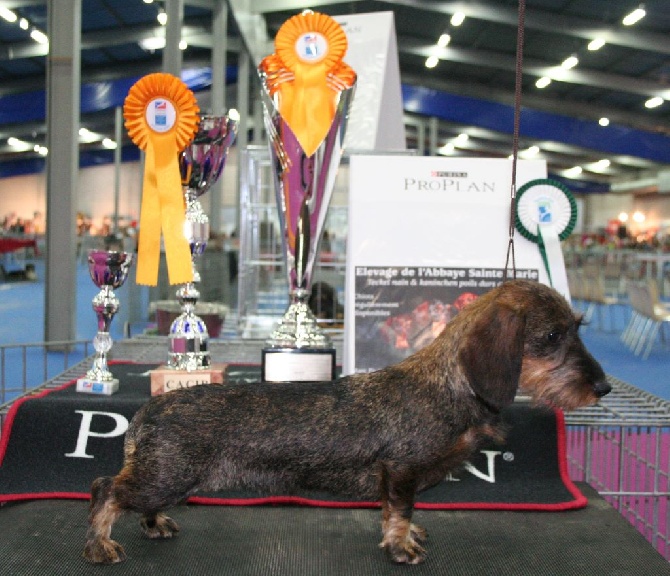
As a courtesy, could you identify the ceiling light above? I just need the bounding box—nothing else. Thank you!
[593,159,611,171]
[450,12,465,26]
[599,117,610,126]
[622,6,646,26]
[425,55,439,69]
[618,212,629,223]
[535,76,551,89]
[645,96,663,109]
[157,11,167,26]
[522,145,540,157]
[18,18,28,30]
[632,211,645,223]
[179,39,187,50]
[455,133,469,145]
[561,55,579,69]
[0,7,17,22]
[139,37,166,51]
[30,29,48,44]
[588,38,606,51]
[7,137,33,151]
[437,33,451,48]
[102,138,117,149]
[36,146,48,156]
[78,128,100,143]
[564,166,583,178]
[143,0,154,3]
[439,142,455,155]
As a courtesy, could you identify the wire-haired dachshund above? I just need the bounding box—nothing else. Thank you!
[84,279,610,564]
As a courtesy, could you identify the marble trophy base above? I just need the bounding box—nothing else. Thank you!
[76,377,119,395]
[262,300,336,383]
[261,348,336,383]
[150,363,226,396]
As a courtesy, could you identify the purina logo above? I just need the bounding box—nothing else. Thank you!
[431,171,468,178]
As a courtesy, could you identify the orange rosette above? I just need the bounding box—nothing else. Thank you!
[123,73,199,286]
[260,11,356,157]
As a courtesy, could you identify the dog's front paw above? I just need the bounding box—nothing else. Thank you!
[83,537,126,564]
[140,513,180,539]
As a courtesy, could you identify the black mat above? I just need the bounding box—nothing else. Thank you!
[0,363,586,510]
[0,485,668,576]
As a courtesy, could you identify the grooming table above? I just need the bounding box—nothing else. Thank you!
[0,484,668,575]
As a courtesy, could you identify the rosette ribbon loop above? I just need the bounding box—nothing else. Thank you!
[123,73,200,286]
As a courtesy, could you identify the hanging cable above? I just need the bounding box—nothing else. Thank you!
[503,0,526,280]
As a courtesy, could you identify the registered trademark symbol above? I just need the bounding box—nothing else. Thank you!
[503,451,515,462]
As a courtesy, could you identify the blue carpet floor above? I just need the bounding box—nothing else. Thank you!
[1,260,669,402]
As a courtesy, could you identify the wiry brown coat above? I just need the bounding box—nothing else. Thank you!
[83,279,610,565]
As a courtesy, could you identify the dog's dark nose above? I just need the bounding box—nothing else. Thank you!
[593,380,612,398]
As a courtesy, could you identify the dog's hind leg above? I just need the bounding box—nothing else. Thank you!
[140,511,180,539]
[378,464,426,564]
[83,476,127,564]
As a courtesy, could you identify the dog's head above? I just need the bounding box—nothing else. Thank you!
[458,279,610,412]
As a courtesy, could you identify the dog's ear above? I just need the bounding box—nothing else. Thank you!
[458,302,525,412]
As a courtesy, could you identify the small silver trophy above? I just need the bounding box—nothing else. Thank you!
[258,63,356,382]
[166,112,238,372]
[76,250,133,395]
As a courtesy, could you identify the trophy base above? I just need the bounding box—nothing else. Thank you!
[262,348,336,383]
[150,363,227,396]
[76,377,119,395]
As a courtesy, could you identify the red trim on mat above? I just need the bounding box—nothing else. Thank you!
[553,408,589,509]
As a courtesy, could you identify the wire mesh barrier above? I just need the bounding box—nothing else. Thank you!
[0,340,91,405]
[566,376,670,561]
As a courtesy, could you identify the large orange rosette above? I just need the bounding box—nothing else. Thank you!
[123,73,199,286]
[259,11,356,157]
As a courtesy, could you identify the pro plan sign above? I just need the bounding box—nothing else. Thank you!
[345,156,549,374]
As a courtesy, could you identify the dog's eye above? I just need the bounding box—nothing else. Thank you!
[547,331,562,343]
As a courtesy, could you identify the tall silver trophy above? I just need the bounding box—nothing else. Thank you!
[76,250,133,395]
[258,12,356,382]
[166,112,238,372]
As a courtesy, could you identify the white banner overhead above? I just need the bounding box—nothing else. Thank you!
[333,12,405,152]
[344,155,552,375]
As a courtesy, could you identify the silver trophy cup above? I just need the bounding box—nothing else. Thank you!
[259,75,356,382]
[76,250,133,395]
[167,112,238,371]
